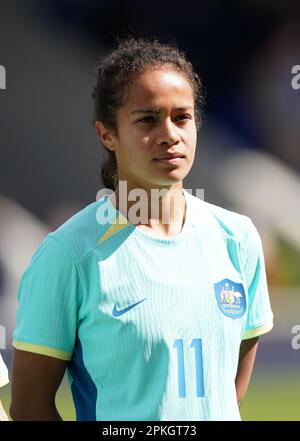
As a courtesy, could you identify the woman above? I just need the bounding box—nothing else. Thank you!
[10,38,273,421]
[0,354,9,421]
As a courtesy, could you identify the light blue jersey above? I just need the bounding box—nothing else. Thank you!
[13,189,273,420]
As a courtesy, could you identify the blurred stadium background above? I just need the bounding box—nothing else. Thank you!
[0,0,300,420]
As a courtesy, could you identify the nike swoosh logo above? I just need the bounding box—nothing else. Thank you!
[112,298,147,317]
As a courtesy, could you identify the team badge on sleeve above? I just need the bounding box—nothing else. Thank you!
[214,279,246,319]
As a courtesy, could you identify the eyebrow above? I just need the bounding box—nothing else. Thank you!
[131,107,193,114]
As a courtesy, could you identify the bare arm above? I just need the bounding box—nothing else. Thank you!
[235,336,259,407]
[10,348,68,421]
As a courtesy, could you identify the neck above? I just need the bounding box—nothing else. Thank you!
[110,181,186,236]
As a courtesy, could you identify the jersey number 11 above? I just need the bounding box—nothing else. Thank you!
[173,338,205,398]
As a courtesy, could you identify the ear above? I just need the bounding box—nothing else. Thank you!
[95,121,117,152]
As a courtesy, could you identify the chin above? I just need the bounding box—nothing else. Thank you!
[153,174,186,187]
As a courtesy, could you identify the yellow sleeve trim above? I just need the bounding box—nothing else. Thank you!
[242,322,273,340]
[12,340,72,361]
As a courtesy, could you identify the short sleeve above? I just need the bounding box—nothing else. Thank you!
[13,234,82,360]
[240,219,273,340]
[0,354,9,387]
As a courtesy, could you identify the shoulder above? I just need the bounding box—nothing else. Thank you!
[185,190,260,247]
[42,196,114,264]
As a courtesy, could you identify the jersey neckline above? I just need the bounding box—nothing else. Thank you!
[104,188,195,244]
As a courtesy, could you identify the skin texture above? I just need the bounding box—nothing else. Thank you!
[10,350,66,421]
[235,337,259,406]
[10,67,260,420]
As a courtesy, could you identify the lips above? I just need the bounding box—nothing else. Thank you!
[154,152,185,160]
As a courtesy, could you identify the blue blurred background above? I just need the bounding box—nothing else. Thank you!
[0,0,300,420]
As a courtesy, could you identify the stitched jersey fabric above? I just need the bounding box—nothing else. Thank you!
[13,189,273,420]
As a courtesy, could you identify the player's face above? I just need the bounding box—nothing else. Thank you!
[112,68,197,190]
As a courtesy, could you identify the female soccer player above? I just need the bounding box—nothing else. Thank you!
[0,354,9,421]
[10,38,273,421]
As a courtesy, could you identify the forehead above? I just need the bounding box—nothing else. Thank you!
[122,68,194,111]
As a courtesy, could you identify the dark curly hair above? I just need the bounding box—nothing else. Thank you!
[92,38,205,190]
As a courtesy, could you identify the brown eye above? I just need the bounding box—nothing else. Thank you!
[137,116,156,124]
[175,114,191,123]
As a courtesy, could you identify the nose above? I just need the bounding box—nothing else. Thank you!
[156,118,181,147]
